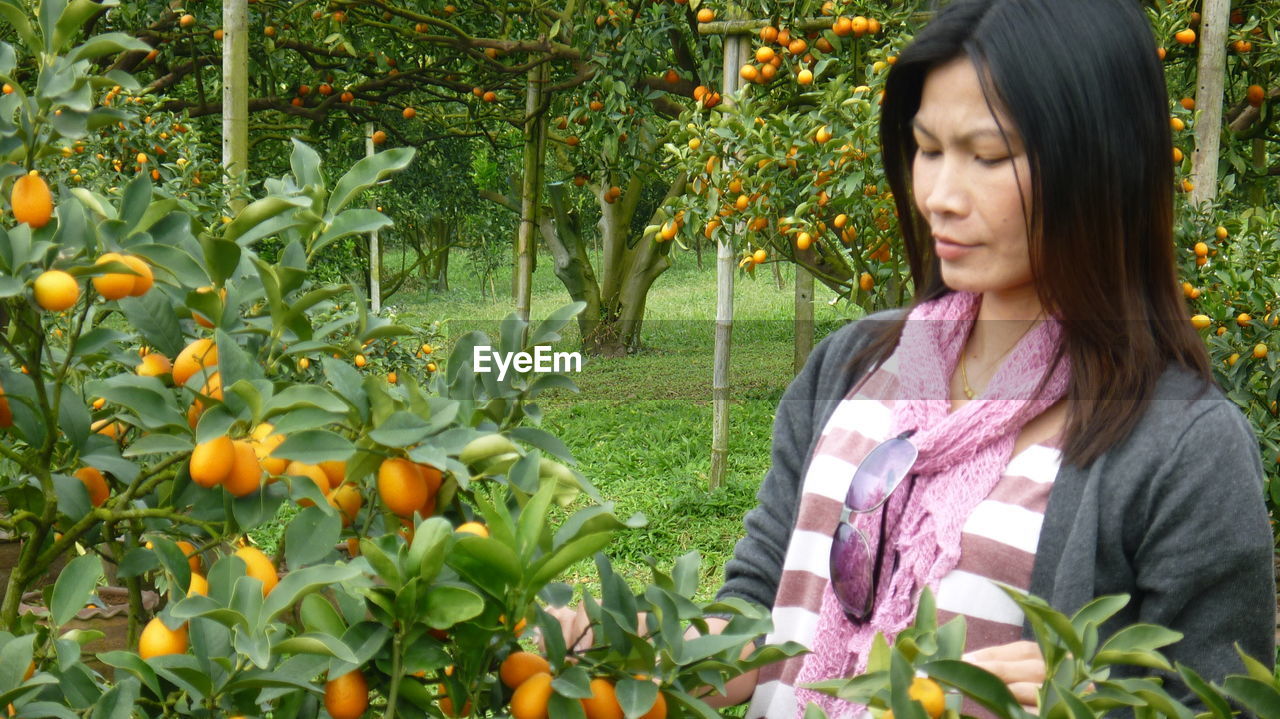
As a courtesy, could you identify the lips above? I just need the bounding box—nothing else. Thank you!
[933,235,974,247]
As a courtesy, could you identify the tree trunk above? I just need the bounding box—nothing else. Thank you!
[221,0,248,214]
[365,122,381,313]
[515,62,549,324]
[794,265,814,375]
[1190,0,1230,207]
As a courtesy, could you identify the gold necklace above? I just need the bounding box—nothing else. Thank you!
[958,316,1043,400]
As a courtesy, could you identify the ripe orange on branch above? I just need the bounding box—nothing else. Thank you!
[500,652,552,689]
[33,270,79,311]
[234,546,278,595]
[12,171,53,227]
[1174,28,1196,45]
[324,670,368,719]
[138,617,188,659]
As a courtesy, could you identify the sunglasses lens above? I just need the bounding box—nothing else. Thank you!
[844,437,918,512]
[829,522,874,620]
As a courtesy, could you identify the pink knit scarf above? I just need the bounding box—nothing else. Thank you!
[791,290,1072,719]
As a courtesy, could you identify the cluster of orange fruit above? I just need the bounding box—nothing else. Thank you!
[497,652,667,719]
[13,172,159,313]
[737,16,884,89]
[137,544,279,659]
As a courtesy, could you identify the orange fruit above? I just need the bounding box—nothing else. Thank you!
[190,435,235,487]
[11,172,53,228]
[318,459,346,486]
[324,670,369,719]
[1170,117,1185,131]
[234,546,277,595]
[0,383,11,428]
[1247,85,1265,108]
[285,461,331,505]
[173,338,218,387]
[372,130,387,145]
[455,521,488,537]
[354,354,367,368]
[92,253,137,300]
[179,14,195,27]
[1253,343,1267,359]
[1238,313,1252,327]
[739,64,758,82]
[1175,28,1196,45]
[752,249,767,264]
[137,353,173,379]
[640,691,667,719]
[909,677,946,719]
[33,270,78,311]
[510,672,554,719]
[859,272,875,292]
[251,424,288,476]
[797,68,814,85]
[119,255,153,296]
[138,617,188,659]
[756,46,775,63]
[581,678,624,719]
[223,440,263,497]
[796,232,813,251]
[176,540,202,572]
[187,572,208,596]
[377,458,429,517]
[696,8,713,22]
[327,483,362,527]
[1179,97,1195,111]
[74,467,109,507]
[500,652,552,689]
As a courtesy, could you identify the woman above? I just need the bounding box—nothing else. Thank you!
[715,0,1275,717]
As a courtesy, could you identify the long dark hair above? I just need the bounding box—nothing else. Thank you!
[845,0,1214,469]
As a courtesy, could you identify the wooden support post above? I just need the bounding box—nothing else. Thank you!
[515,61,548,325]
[221,0,248,214]
[710,29,752,490]
[366,123,381,313]
[1189,0,1230,208]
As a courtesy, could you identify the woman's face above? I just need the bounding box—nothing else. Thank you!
[911,57,1036,296]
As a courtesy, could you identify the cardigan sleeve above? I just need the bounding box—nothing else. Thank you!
[714,328,834,609]
[716,314,887,609]
[1124,398,1275,701]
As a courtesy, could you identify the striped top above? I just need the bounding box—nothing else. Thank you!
[747,350,1065,719]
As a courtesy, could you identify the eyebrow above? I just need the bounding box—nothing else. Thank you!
[911,118,1011,145]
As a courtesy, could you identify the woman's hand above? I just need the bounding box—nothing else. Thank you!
[962,640,1043,713]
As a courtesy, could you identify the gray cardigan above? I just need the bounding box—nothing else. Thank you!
[719,308,1276,704]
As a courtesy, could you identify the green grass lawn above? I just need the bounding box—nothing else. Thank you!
[383,248,861,601]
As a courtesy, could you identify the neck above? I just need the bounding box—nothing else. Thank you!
[965,289,1046,362]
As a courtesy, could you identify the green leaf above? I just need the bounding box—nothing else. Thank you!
[407,517,452,583]
[224,196,310,245]
[423,584,484,629]
[528,301,586,346]
[922,659,1024,718]
[369,411,433,448]
[1222,677,1280,719]
[118,292,183,358]
[300,594,347,637]
[51,553,103,626]
[328,147,416,215]
[273,634,358,663]
[262,563,362,623]
[68,32,148,62]
[88,675,139,719]
[312,209,392,255]
[530,531,613,587]
[284,506,341,568]
[201,237,240,286]
[359,538,401,591]
[96,650,161,696]
[119,172,151,231]
[1071,594,1130,634]
[122,433,193,457]
[616,678,659,719]
[273,429,354,464]
[447,536,521,599]
[1235,643,1276,682]
[1174,663,1233,719]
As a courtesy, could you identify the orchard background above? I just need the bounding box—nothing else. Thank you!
[0,0,1278,718]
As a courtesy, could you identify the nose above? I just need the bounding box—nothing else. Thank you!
[919,152,969,220]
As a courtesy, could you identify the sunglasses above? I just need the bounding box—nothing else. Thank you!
[829,429,919,621]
